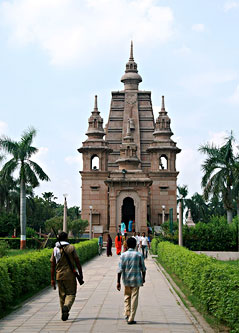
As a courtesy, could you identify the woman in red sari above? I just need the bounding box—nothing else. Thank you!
[115,233,122,255]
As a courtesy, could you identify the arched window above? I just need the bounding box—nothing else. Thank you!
[91,155,99,170]
[159,154,168,170]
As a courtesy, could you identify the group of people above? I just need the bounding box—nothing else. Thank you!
[115,231,150,259]
[51,230,147,325]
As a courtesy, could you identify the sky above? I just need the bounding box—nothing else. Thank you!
[0,0,239,207]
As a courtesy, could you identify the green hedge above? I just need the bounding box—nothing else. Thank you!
[157,242,239,332]
[150,238,159,254]
[0,239,98,314]
[0,237,88,249]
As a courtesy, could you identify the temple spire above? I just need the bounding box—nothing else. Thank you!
[94,95,98,111]
[121,41,142,90]
[161,95,165,111]
[129,40,134,61]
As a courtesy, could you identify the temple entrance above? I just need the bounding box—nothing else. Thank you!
[121,197,135,232]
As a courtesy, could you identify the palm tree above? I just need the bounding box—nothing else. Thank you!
[199,133,235,223]
[0,127,50,248]
[177,185,189,222]
[187,192,209,223]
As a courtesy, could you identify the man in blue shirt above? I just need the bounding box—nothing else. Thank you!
[117,237,146,325]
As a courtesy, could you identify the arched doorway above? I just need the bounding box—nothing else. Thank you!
[121,197,135,231]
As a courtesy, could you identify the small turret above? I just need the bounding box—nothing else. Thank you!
[153,96,173,140]
[86,95,105,140]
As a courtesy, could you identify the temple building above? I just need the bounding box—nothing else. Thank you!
[78,43,181,237]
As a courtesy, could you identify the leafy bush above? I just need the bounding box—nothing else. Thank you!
[68,219,88,238]
[44,216,65,233]
[0,239,98,314]
[156,216,239,251]
[150,238,159,254]
[0,240,10,257]
[183,216,238,251]
[0,213,19,237]
[157,242,239,331]
[26,227,37,238]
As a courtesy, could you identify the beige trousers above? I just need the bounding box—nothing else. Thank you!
[57,278,77,311]
[124,286,139,322]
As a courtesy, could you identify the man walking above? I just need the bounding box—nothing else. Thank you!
[50,232,83,321]
[117,237,146,325]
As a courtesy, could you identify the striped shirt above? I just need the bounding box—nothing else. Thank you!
[118,248,146,287]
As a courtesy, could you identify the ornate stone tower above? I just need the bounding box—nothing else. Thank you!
[78,43,181,236]
[78,96,112,230]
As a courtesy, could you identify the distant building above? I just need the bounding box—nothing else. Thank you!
[78,43,181,236]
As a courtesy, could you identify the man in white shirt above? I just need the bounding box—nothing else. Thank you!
[135,232,141,252]
[140,232,149,259]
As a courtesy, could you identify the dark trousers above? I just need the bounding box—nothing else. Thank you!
[141,245,148,259]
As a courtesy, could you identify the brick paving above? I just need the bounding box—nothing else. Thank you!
[0,249,206,332]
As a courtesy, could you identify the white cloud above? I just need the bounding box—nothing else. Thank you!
[224,1,239,11]
[177,147,203,196]
[208,131,227,146]
[0,0,174,66]
[174,45,191,56]
[65,155,82,166]
[192,23,205,32]
[0,121,8,135]
[229,84,239,105]
[179,70,237,96]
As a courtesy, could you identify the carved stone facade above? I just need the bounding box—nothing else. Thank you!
[78,43,181,237]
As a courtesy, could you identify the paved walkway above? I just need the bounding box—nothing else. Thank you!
[0,249,205,332]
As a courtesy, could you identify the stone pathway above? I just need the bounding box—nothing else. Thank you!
[0,249,206,332]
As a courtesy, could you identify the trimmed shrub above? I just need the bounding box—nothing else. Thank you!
[157,242,239,331]
[183,217,237,251]
[150,238,159,254]
[0,237,88,249]
[0,239,98,314]
[155,217,239,251]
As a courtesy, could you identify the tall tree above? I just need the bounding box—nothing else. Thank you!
[199,133,235,223]
[187,192,209,223]
[177,185,189,222]
[0,128,50,248]
[231,159,239,218]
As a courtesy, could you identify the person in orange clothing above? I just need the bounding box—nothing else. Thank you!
[115,233,122,255]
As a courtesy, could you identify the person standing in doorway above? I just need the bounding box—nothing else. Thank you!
[50,232,83,321]
[121,221,126,235]
[128,220,133,232]
[117,237,146,325]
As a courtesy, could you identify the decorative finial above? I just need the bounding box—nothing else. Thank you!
[94,95,98,111]
[161,96,165,111]
[129,40,134,61]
